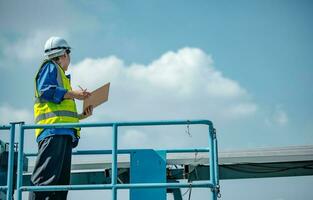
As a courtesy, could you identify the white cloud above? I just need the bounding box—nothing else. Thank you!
[0,47,258,150]
[225,103,258,117]
[120,129,150,148]
[265,105,289,126]
[70,47,257,122]
[0,103,32,124]
[273,110,288,125]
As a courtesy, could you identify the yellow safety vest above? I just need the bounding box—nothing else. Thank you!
[34,60,80,138]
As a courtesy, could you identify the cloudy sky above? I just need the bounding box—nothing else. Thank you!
[0,0,312,199]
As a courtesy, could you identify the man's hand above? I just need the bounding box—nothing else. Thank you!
[79,105,93,120]
[64,90,91,100]
[72,90,91,100]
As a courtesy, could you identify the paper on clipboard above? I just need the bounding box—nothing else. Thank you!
[83,82,110,111]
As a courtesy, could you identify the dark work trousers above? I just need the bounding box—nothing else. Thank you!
[29,135,72,200]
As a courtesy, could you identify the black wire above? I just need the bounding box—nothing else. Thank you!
[188,186,192,200]
[167,162,313,178]
[182,187,191,197]
[246,162,312,169]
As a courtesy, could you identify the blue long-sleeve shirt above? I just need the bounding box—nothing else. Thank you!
[35,61,75,143]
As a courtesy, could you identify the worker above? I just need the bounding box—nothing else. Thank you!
[29,36,93,200]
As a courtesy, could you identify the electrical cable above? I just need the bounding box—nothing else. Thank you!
[222,163,313,174]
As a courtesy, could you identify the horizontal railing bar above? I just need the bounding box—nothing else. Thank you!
[0,186,8,191]
[24,153,37,157]
[115,182,213,189]
[25,148,210,157]
[22,120,212,130]
[0,125,11,130]
[23,122,113,129]
[21,184,112,191]
[21,181,213,192]
[115,120,212,127]
[73,148,210,155]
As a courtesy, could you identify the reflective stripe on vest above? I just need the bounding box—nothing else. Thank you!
[35,110,78,123]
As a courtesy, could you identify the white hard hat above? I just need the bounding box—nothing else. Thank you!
[44,36,71,59]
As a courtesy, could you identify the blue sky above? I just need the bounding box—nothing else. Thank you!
[0,0,312,199]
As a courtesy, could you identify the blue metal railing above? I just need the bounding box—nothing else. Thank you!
[2,120,219,200]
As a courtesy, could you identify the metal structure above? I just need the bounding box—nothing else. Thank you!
[0,120,220,200]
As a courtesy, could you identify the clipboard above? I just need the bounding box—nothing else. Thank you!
[83,82,110,111]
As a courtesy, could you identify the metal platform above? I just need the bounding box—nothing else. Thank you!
[21,145,313,184]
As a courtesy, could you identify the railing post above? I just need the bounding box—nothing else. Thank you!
[209,125,217,200]
[112,124,118,200]
[213,128,220,199]
[6,123,16,200]
[16,122,25,200]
